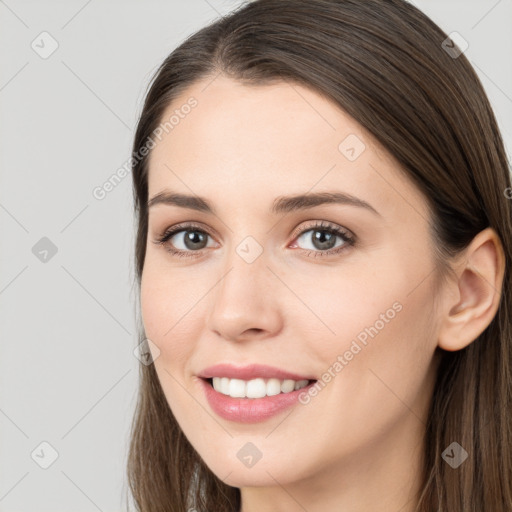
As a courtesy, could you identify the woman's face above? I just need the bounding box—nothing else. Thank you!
[141,76,443,493]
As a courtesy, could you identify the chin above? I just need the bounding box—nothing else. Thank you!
[197,446,310,488]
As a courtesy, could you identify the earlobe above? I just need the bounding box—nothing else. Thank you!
[438,227,505,352]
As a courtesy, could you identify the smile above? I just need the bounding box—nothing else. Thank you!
[209,377,311,399]
[198,377,318,423]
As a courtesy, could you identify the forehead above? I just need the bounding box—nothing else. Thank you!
[149,76,370,169]
[146,75,428,221]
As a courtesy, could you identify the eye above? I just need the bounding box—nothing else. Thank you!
[153,223,217,258]
[290,221,355,257]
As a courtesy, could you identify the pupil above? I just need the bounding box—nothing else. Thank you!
[313,230,336,250]
[185,231,206,250]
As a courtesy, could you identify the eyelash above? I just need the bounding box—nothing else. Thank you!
[152,221,356,259]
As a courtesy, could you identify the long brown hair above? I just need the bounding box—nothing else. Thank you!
[126,1,512,510]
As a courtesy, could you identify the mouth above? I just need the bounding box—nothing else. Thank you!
[196,363,318,422]
[201,376,318,400]
[198,375,318,423]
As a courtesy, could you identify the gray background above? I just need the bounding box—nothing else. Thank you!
[0,1,510,511]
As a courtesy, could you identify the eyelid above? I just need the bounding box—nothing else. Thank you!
[154,221,219,247]
[289,219,353,242]
[156,221,217,241]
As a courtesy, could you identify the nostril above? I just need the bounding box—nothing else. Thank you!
[246,328,264,335]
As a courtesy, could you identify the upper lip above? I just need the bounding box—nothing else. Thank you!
[198,363,316,381]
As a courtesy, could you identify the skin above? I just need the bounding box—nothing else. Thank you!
[140,75,505,512]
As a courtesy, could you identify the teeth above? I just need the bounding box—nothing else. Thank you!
[220,377,230,395]
[281,379,296,393]
[294,380,308,390]
[229,378,246,397]
[211,377,310,398]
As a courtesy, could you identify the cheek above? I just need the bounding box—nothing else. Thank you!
[285,263,400,357]
[140,258,204,368]
[303,245,437,355]
[140,261,214,437]
[293,250,438,401]
[287,270,437,472]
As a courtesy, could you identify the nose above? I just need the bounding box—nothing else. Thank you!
[205,250,283,343]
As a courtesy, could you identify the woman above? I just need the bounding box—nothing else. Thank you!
[127,0,512,510]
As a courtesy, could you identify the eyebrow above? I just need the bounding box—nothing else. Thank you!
[147,190,381,216]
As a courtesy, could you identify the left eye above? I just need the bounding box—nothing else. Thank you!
[293,226,351,252]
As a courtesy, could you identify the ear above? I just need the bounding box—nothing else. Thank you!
[438,227,506,351]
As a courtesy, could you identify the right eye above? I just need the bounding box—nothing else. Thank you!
[153,223,218,258]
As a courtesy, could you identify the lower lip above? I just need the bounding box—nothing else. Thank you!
[198,378,316,423]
